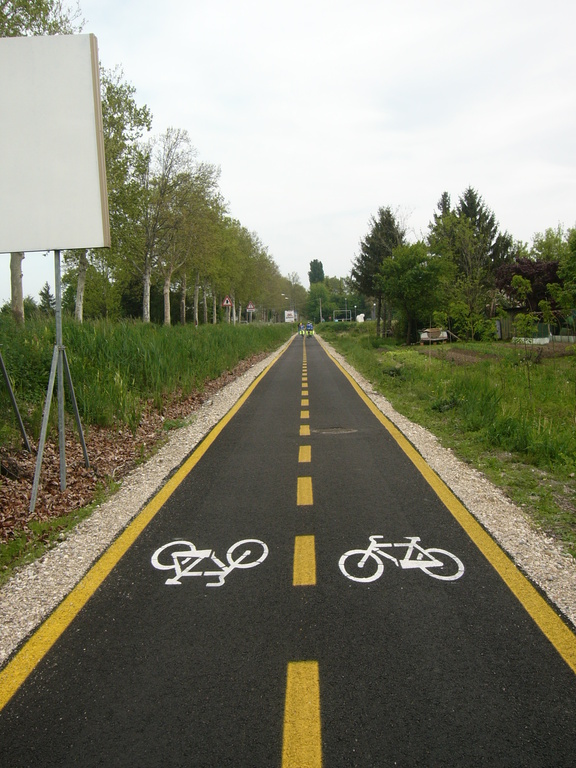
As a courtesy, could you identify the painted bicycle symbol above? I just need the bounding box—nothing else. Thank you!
[339,536,465,582]
[151,538,269,586]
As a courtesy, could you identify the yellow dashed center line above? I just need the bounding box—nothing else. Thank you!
[299,445,311,463]
[292,535,317,586]
[301,399,309,407]
[300,410,310,420]
[297,476,313,505]
[300,424,311,437]
[282,661,322,768]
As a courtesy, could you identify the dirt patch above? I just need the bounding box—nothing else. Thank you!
[417,341,574,365]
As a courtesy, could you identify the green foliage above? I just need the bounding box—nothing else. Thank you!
[378,241,443,344]
[0,0,83,36]
[308,260,325,285]
[38,282,55,314]
[351,207,406,334]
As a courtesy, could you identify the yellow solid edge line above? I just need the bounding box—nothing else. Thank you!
[293,535,317,586]
[0,337,295,712]
[322,342,576,675]
[282,661,322,768]
[299,445,311,463]
[297,476,314,506]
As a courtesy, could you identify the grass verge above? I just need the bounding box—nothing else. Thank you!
[319,322,576,556]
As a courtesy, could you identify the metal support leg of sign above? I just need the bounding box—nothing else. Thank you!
[0,346,32,453]
[29,250,90,513]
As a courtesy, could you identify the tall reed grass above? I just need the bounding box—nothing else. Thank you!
[320,322,576,477]
[0,317,292,439]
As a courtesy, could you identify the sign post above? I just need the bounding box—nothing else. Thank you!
[0,34,110,511]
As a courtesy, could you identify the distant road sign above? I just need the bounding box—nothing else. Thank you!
[222,296,232,307]
[247,301,255,312]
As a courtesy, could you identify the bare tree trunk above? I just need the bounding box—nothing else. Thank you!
[180,273,187,325]
[163,272,172,325]
[232,296,236,325]
[203,284,208,324]
[193,272,200,327]
[143,262,151,323]
[75,250,89,323]
[10,252,25,324]
[212,293,217,324]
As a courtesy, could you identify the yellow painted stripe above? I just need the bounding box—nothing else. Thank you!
[299,445,311,463]
[0,337,295,712]
[293,535,317,586]
[300,425,311,437]
[300,410,310,420]
[282,661,322,768]
[322,342,576,676]
[297,476,313,506]
[301,399,309,407]
[302,377,308,383]
[302,390,308,396]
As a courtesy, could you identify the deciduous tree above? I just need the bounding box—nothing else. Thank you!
[378,242,442,344]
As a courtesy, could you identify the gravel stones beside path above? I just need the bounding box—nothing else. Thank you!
[2,337,576,668]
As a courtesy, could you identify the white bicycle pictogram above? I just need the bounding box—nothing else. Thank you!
[151,538,269,586]
[339,536,465,582]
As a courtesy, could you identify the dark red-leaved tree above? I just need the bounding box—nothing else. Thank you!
[495,259,560,312]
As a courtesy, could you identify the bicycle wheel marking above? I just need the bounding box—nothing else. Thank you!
[339,536,465,583]
[151,538,269,587]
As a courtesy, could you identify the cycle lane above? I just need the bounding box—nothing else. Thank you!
[0,334,576,766]
[302,336,576,766]
[0,335,310,767]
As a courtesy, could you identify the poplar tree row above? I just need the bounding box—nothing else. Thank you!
[2,0,290,325]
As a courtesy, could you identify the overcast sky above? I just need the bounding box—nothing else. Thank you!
[1,0,575,304]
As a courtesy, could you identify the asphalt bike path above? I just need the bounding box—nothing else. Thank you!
[1,335,576,766]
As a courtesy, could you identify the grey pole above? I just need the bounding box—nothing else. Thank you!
[54,249,66,490]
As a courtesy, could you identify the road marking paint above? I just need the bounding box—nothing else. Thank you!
[300,410,310,420]
[282,661,322,768]
[320,340,576,676]
[302,389,308,396]
[301,399,309,407]
[297,476,314,505]
[0,336,297,712]
[300,425,311,437]
[299,445,311,463]
[293,536,317,585]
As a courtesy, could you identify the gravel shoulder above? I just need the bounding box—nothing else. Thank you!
[2,336,576,668]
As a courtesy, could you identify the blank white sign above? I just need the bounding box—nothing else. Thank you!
[0,34,110,253]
